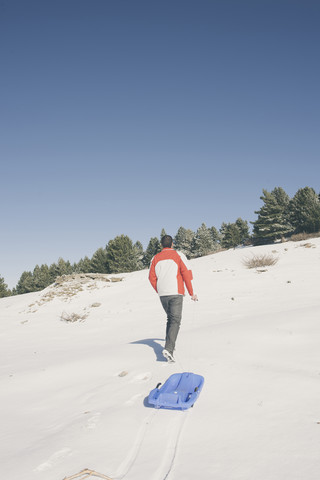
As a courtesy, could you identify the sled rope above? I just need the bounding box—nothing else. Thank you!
[63,468,113,480]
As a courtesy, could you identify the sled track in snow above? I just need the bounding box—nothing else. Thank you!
[158,413,187,480]
[115,409,157,479]
[114,408,188,480]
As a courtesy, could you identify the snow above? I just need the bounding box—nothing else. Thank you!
[1,239,320,480]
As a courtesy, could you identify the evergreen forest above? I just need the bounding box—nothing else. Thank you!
[1,186,320,297]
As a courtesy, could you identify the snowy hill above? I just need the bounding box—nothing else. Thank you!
[1,239,320,480]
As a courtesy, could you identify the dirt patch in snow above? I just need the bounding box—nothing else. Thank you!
[25,274,123,311]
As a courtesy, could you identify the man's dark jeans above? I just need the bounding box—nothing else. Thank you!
[160,295,183,355]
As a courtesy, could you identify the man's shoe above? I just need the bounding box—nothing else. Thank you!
[162,349,175,363]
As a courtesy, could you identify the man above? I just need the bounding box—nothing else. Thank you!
[149,235,198,362]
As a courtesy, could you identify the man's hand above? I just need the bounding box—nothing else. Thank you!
[191,294,198,301]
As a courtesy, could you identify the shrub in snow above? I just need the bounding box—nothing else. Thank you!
[243,254,278,269]
[60,312,88,323]
[290,231,320,242]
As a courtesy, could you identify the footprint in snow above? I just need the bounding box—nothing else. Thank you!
[34,448,73,471]
[125,393,144,406]
[85,412,101,429]
[130,372,152,383]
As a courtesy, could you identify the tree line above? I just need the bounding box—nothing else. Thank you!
[1,186,319,298]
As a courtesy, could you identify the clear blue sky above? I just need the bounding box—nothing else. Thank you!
[1,0,319,288]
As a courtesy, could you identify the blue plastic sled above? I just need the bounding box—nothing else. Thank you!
[148,372,204,410]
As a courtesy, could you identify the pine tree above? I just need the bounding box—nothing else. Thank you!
[220,223,240,248]
[160,228,167,240]
[133,241,144,270]
[221,218,250,248]
[252,188,292,245]
[49,258,73,281]
[49,263,59,281]
[143,237,161,267]
[209,226,221,246]
[32,264,52,291]
[75,256,93,273]
[191,223,216,257]
[90,248,109,273]
[174,227,195,258]
[0,275,11,298]
[63,259,73,275]
[15,271,34,294]
[289,187,320,233]
[106,235,140,273]
[235,218,250,242]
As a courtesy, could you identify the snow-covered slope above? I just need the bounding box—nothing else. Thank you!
[1,239,320,480]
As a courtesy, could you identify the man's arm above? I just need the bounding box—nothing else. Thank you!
[148,257,158,292]
[178,253,196,298]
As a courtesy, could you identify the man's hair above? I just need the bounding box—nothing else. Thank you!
[161,235,173,248]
